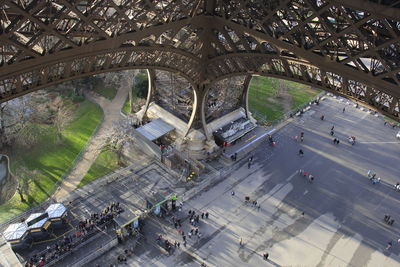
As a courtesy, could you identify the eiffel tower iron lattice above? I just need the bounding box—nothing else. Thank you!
[0,0,399,130]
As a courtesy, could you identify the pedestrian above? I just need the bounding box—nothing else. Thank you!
[231,191,235,196]
[248,161,251,169]
[309,175,314,183]
[333,138,337,144]
[205,212,209,219]
[177,242,180,248]
[298,149,304,156]
[201,212,204,219]
[343,107,345,113]
[195,228,198,235]
[174,222,178,229]
[301,211,305,216]
[257,204,261,211]
[300,132,304,142]
[188,232,192,238]
[330,130,334,136]
[320,115,325,120]
[336,139,340,145]
[384,215,390,222]
[386,241,393,249]
[263,253,269,260]
[250,156,253,162]
[234,153,237,161]
[331,125,334,131]
[183,235,186,241]
[189,210,192,215]
[239,238,243,247]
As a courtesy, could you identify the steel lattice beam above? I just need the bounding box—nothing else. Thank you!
[0,0,399,121]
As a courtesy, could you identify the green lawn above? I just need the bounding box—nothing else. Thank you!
[248,76,284,122]
[91,79,117,100]
[0,99,103,223]
[78,149,120,188]
[286,82,321,110]
[248,76,321,123]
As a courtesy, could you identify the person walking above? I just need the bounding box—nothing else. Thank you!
[298,149,304,156]
[331,125,334,131]
[320,115,325,120]
[300,132,304,142]
[248,161,251,169]
[343,107,345,113]
[205,212,209,219]
[386,241,393,250]
[231,191,235,196]
[263,253,269,260]
[239,238,243,247]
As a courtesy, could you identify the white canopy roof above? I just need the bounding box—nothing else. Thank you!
[3,223,28,241]
[46,203,67,218]
[136,118,175,141]
[26,213,48,229]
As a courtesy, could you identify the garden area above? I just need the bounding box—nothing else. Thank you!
[0,89,103,223]
[248,76,322,124]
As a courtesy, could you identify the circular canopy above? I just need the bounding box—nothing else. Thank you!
[3,223,28,241]
[46,203,67,219]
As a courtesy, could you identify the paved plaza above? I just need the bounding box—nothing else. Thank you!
[113,96,399,267]
[6,95,400,267]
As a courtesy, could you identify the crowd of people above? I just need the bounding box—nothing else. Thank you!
[24,202,123,267]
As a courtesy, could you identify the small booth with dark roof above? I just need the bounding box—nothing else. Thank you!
[26,212,50,238]
[146,194,177,216]
[114,209,142,242]
[46,203,67,227]
[3,222,30,249]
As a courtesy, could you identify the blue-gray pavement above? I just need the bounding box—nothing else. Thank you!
[120,96,400,267]
[14,95,399,267]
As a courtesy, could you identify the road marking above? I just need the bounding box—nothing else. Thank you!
[359,141,400,144]
[286,171,298,181]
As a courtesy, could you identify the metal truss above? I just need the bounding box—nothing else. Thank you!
[0,0,399,125]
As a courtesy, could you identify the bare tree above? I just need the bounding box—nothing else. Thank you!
[15,166,41,203]
[103,120,132,165]
[53,103,73,142]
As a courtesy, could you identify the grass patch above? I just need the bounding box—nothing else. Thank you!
[91,79,117,100]
[0,100,103,223]
[287,83,321,110]
[122,85,140,115]
[248,76,284,121]
[248,76,321,123]
[78,150,121,188]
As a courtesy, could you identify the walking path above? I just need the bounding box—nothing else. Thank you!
[53,74,133,202]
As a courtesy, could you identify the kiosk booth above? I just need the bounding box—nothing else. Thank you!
[3,222,30,249]
[46,203,68,228]
[146,194,177,217]
[114,209,142,242]
[26,213,50,239]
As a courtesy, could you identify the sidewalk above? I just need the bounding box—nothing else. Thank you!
[53,75,132,201]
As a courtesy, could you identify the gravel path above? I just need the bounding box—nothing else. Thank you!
[53,75,133,201]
